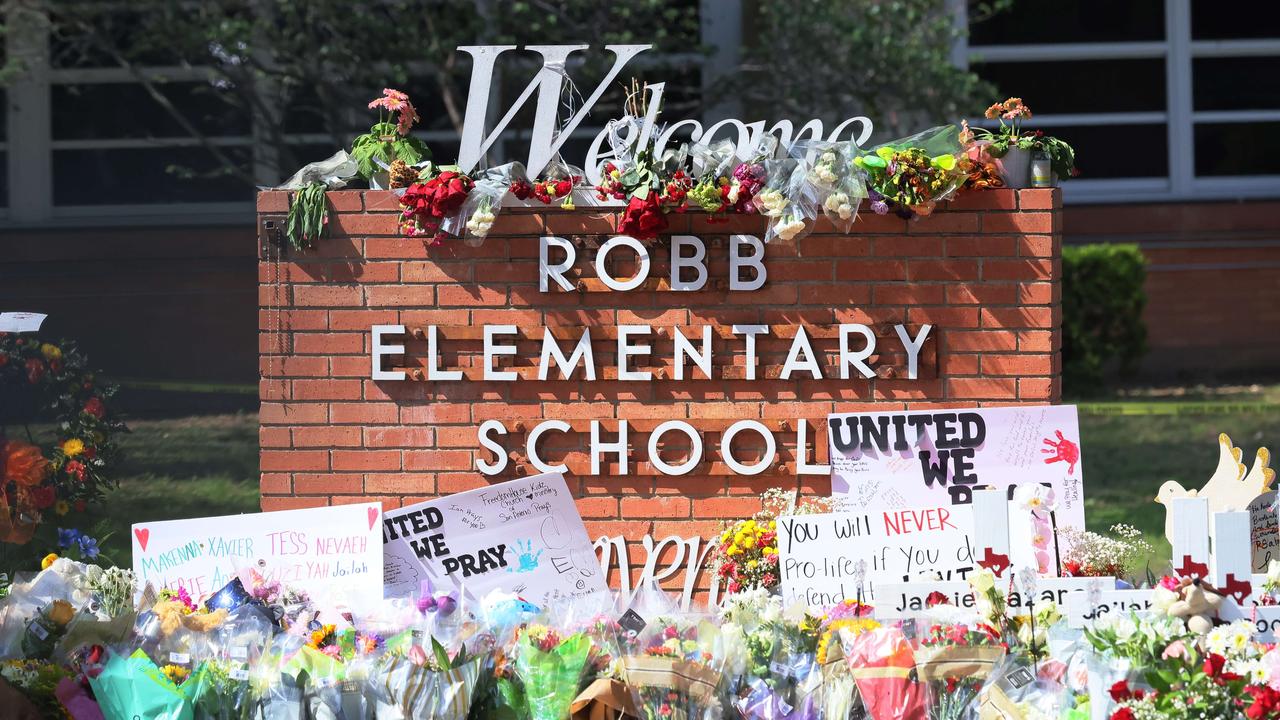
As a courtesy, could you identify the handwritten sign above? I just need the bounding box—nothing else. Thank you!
[0,312,47,333]
[1065,589,1154,628]
[827,406,1086,569]
[875,576,1104,620]
[1251,492,1278,572]
[775,505,975,606]
[382,472,607,605]
[132,503,382,607]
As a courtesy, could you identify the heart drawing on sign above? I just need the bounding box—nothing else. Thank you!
[368,506,378,530]
[134,527,150,552]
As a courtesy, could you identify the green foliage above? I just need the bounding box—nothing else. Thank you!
[285,182,329,251]
[1062,244,1148,392]
[350,122,432,181]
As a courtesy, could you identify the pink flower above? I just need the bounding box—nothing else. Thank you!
[321,645,341,659]
[1162,639,1189,660]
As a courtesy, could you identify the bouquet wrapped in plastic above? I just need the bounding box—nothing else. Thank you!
[187,605,276,720]
[442,161,523,246]
[514,623,592,720]
[854,125,965,219]
[914,622,1005,720]
[88,647,195,720]
[845,626,927,720]
[621,614,723,720]
[686,139,738,218]
[815,600,878,720]
[793,140,866,234]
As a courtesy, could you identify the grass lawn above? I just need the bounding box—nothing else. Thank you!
[14,390,1279,571]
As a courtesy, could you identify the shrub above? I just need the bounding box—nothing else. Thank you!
[1062,244,1148,392]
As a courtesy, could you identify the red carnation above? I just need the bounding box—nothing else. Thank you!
[1111,709,1135,720]
[25,357,45,383]
[510,178,533,200]
[84,397,106,419]
[925,591,949,607]
[30,484,56,509]
[1203,653,1227,678]
[66,460,87,482]
[617,193,668,241]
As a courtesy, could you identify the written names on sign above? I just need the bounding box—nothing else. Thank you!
[1250,492,1278,573]
[1064,589,1155,628]
[875,576,1107,620]
[132,503,382,607]
[776,505,975,607]
[382,472,607,605]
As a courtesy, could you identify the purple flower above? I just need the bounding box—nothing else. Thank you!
[871,199,888,215]
[58,527,81,549]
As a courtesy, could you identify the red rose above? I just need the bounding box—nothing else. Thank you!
[1109,680,1131,702]
[925,590,949,607]
[1110,709,1135,720]
[618,194,668,241]
[30,484,56,509]
[84,397,106,419]
[25,357,45,383]
[510,178,533,200]
[1203,653,1227,678]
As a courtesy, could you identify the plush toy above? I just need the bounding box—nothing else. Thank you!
[150,600,228,637]
[1165,577,1224,634]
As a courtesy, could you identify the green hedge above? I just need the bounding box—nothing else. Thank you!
[1061,244,1148,392]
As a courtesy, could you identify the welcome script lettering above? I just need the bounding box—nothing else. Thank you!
[369,234,935,477]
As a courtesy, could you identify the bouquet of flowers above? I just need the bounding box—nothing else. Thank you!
[88,647,196,720]
[351,88,431,186]
[1059,524,1154,582]
[845,626,929,720]
[622,615,722,720]
[794,140,865,234]
[971,98,1078,185]
[513,623,592,720]
[369,633,483,720]
[443,161,522,246]
[531,159,584,210]
[914,622,1006,720]
[0,658,72,716]
[399,168,475,244]
[818,600,877,720]
[685,139,738,219]
[854,126,965,218]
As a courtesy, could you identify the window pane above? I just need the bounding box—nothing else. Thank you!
[53,147,252,205]
[974,60,1166,114]
[52,83,249,140]
[1194,122,1280,176]
[0,151,7,208]
[970,0,1164,45]
[1193,57,1280,111]
[1045,124,1168,179]
[1192,1,1280,39]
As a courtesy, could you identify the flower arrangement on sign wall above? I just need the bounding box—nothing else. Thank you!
[352,89,432,185]
[712,488,841,593]
[972,97,1078,183]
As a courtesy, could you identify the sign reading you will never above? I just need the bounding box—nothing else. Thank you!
[132,503,383,607]
[381,472,607,605]
[776,504,976,607]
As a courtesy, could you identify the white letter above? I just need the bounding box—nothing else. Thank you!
[426,325,462,381]
[526,420,570,474]
[795,419,832,475]
[670,235,708,291]
[456,44,651,176]
[826,116,875,147]
[839,324,877,379]
[732,325,769,380]
[539,328,596,381]
[590,420,629,475]
[371,325,405,381]
[648,420,703,476]
[596,236,651,291]
[673,325,712,380]
[484,325,518,381]
[654,119,704,161]
[617,325,652,381]
[730,235,767,290]
[895,324,933,380]
[476,420,508,475]
[721,420,776,476]
[540,236,575,292]
[781,326,822,379]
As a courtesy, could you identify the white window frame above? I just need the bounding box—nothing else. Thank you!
[964,0,1280,204]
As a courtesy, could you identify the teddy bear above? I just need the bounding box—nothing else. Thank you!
[1165,577,1224,634]
[150,600,228,637]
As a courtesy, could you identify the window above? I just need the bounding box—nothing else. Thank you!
[967,0,1280,203]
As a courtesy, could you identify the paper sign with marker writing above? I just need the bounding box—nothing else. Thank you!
[132,503,382,607]
[381,472,607,605]
[775,504,975,607]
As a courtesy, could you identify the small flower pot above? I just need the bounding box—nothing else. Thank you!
[997,147,1033,189]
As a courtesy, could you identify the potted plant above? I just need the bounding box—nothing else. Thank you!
[973,98,1077,188]
[351,88,431,188]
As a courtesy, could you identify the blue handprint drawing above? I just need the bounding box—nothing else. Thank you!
[507,538,542,574]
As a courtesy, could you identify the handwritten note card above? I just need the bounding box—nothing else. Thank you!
[0,312,48,333]
[381,472,607,605]
[132,503,383,607]
[776,504,975,606]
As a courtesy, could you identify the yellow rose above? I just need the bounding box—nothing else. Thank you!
[970,568,996,593]
[40,344,62,360]
[62,439,85,457]
[41,553,59,569]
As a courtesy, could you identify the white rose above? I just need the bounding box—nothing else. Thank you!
[1151,586,1179,612]
[775,218,806,241]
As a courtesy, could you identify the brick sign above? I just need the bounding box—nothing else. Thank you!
[257,188,1062,594]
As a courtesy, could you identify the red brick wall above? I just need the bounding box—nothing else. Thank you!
[255,187,1062,554]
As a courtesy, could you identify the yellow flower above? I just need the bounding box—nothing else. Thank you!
[769,520,777,529]
[40,344,62,360]
[41,553,59,569]
[54,501,69,516]
[61,439,85,457]
[742,536,756,549]
[747,560,758,570]
[763,547,776,555]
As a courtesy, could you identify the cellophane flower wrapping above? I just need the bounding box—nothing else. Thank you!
[686,138,738,216]
[443,161,523,246]
[854,125,965,218]
[513,624,592,720]
[0,560,86,660]
[976,652,1062,720]
[817,604,879,720]
[249,634,307,720]
[366,602,485,720]
[913,622,1005,720]
[88,647,195,720]
[621,614,723,720]
[188,605,275,720]
[845,626,927,720]
[792,140,866,234]
[531,157,585,208]
[756,157,816,244]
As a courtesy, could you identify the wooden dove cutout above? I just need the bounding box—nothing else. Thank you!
[1158,434,1272,543]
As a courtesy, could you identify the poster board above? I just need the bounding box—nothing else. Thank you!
[381,472,607,605]
[132,502,383,607]
[1251,492,1278,573]
[875,576,1102,620]
[776,504,975,606]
